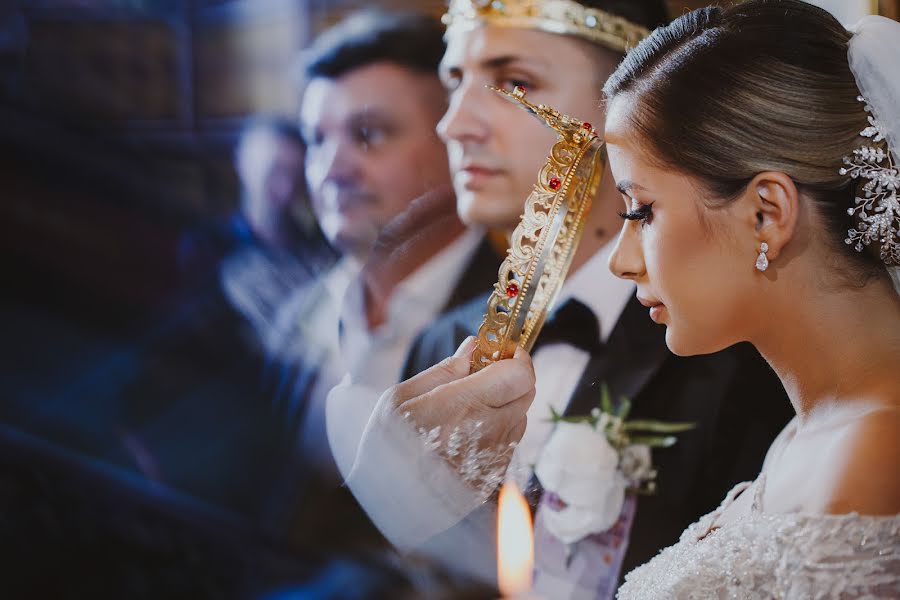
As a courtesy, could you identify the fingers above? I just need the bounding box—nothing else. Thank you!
[440,349,536,410]
[489,381,535,438]
[390,337,476,403]
[512,344,534,364]
[507,415,528,445]
[453,336,478,358]
[387,339,534,428]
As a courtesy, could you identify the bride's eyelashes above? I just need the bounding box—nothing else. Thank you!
[619,203,654,225]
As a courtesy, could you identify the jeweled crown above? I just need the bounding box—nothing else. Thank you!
[442,0,651,54]
[471,86,606,373]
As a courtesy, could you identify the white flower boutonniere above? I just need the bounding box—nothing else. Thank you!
[534,385,694,545]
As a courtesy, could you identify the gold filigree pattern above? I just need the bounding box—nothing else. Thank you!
[470,86,605,373]
[442,0,650,55]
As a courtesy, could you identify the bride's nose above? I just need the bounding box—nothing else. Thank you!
[608,226,645,281]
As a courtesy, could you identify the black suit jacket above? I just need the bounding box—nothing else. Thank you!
[402,291,793,583]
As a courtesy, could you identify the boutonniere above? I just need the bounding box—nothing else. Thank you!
[534,384,695,546]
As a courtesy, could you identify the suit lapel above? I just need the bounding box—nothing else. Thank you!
[450,291,493,347]
[564,295,670,416]
[441,236,502,313]
[603,295,671,405]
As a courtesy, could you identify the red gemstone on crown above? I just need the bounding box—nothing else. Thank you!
[506,282,519,297]
[549,177,561,190]
[582,122,592,130]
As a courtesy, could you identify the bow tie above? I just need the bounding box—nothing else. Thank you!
[535,298,604,355]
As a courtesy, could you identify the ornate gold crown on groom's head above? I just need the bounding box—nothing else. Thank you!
[470,86,606,373]
[442,0,651,54]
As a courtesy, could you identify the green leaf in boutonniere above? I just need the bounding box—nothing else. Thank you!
[624,420,696,433]
[543,382,698,497]
[615,395,632,420]
[600,383,615,417]
[628,435,679,448]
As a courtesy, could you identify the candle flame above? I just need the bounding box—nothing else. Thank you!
[497,480,534,595]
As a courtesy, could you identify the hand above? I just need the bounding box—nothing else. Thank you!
[375,337,537,484]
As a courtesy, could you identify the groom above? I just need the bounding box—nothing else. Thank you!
[337,0,794,594]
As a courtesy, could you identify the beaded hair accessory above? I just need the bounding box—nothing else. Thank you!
[470,86,605,373]
[442,0,650,54]
[841,95,900,266]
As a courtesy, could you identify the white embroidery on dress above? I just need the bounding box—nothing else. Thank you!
[618,476,900,599]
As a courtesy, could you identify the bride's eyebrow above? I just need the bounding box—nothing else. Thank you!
[616,180,647,196]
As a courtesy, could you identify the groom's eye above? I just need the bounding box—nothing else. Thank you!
[497,72,536,93]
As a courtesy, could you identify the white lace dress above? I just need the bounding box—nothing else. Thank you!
[618,475,900,599]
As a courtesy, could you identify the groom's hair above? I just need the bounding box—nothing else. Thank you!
[602,0,887,282]
[558,1,672,93]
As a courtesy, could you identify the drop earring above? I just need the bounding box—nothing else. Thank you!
[755,242,769,272]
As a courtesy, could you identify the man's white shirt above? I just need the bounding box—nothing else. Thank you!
[510,239,635,487]
[341,227,485,391]
[332,238,635,550]
[326,228,483,477]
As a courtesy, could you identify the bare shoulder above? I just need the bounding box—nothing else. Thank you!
[826,405,900,516]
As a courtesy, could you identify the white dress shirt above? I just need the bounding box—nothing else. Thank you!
[338,239,636,553]
[326,228,483,478]
[510,239,635,486]
[341,227,485,391]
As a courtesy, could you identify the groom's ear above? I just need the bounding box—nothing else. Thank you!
[740,171,800,262]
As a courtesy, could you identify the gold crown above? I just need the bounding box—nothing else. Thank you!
[442,0,651,54]
[471,86,606,373]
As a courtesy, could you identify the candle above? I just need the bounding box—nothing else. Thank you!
[497,480,536,598]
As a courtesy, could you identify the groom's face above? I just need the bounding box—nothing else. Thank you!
[438,26,616,230]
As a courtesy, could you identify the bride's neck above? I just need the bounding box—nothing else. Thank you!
[751,272,900,423]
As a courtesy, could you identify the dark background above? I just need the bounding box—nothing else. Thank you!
[1,1,896,598]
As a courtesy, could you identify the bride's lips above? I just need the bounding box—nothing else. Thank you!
[638,296,666,323]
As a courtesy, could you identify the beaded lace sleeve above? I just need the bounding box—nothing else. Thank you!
[617,478,900,599]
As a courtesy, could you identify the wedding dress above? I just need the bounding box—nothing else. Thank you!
[617,474,900,599]
[618,14,900,598]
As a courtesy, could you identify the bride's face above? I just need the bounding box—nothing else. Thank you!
[604,98,756,356]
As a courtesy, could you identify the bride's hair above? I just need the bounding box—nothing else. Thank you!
[602,0,885,281]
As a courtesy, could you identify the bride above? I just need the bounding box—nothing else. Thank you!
[601,0,899,596]
[346,0,898,596]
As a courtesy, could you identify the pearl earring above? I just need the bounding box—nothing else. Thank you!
[755,242,769,272]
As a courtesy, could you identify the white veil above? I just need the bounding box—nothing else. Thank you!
[848,16,900,166]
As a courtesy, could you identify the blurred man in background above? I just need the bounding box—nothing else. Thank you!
[221,117,336,351]
[234,117,322,254]
[269,8,500,544]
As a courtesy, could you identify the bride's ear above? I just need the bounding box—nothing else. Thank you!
[741,171,800,262]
